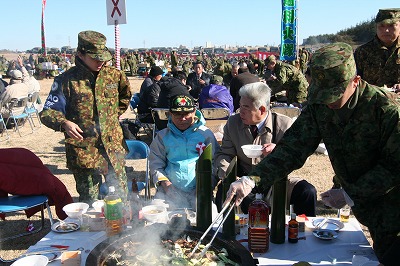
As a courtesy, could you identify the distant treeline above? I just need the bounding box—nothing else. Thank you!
[303,18,376,46]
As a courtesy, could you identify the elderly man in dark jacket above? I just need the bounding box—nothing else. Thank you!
[186,61,211,100]
[156,71,191,130]
[137,66,164,123]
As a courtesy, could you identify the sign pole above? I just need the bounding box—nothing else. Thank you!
[41,0,47,56]
[115,21,120,70]
[106,0,127,70]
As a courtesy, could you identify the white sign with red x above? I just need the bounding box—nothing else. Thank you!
[106,0,127,25]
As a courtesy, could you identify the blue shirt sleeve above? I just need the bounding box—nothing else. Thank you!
[43,76,66,114]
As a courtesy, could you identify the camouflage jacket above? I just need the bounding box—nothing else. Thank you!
[267,61,309,104]
[354,36,400,88]
[40,57,132,175]
[253,80,400,233]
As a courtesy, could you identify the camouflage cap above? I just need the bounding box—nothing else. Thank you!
[77,30,112,62]
[308,42,356,105]
[375,8,400,24]
[211,75,223,85]
[170,94,196,112]
[264,55,277,65]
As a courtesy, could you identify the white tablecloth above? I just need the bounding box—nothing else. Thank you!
[238,217,379,265]
[27,217,379,265]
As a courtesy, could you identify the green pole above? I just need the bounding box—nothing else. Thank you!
[270,178,287,244]
[222,157,237,240]
[196,144,213,231]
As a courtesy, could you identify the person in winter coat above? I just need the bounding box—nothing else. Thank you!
[149,94,220,209]
[155,71,191,130]
[137,66,164,123]
[198,75,234,115]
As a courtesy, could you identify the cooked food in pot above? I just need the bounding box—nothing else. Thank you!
[102,235,239,265]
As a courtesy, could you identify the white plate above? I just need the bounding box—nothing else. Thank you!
[313,229,338,240]
[312,218,344,231]
[51,222,80,233]
[11,255,49,266]
[26,247,61,262]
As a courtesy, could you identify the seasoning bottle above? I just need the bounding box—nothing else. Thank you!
[129,178,143,227]
[288,213,299,243]
[248,193,270,253]
[104,186,124,236]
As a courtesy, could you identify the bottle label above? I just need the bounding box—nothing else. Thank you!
[288,226,298,239]
[105,199,123,221]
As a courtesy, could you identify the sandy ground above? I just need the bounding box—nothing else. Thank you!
[0,73,372,264]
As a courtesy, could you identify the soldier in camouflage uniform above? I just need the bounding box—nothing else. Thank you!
[265,55,309,107]
[227,43,400,265]
[170,51,179,68]
[354,8,400,91]
[40,31,132,204]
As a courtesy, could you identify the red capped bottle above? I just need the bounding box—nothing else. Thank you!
[288,213,299,243]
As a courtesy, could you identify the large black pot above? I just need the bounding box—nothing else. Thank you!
[86,224,256,265]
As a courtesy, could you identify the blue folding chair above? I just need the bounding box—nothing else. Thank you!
[0,195,55,262]
[0,111,10,141]
[125,139,151,200]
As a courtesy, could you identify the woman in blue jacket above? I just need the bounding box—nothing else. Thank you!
[149,94,219,209]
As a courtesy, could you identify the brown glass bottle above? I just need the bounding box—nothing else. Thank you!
[248,193,270,253]
[288,213,299,243]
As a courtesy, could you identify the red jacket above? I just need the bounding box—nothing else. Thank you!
[0,148,73,220]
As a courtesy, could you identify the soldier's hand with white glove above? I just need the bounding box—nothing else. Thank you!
[224,176,255,207]
[320,188,354,209]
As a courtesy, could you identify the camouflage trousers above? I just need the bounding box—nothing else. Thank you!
[72,166,128,205]
[73,169,103,205]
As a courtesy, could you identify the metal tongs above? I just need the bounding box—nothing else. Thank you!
[189,196,236,258]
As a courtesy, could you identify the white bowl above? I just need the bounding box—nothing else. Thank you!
[241,144,263,158]
[11,255,49,266]
[141,205,167,223]
[92,200,105,213]
[62,202,89,218]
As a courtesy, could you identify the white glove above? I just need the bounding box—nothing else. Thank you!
[224,176,255,207]
[320,188,354,209]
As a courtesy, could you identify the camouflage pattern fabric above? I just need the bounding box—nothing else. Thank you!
[252,80,400,262]
[40,57,132,202]
[308,42,356,104]
[354,36,400,88]
[170,52,178,68]
[77,30,112,62]
[375,8,400,24]
[299,48,309,74]
[266,61,309,104]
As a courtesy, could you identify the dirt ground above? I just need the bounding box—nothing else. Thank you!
[0,73,372,264]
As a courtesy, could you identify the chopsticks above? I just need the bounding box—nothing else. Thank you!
[22,247,69,256]
[189,197,236,258]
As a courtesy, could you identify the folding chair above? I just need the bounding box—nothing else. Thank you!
[200,108,230,144]
[150,108,169,139]
[200,107,230,120]
[25,92,42,128]
[0,100,10,141]
[5,97,34,137]
[125,139,151,201]
[0,195,54,262]
[271,106,301,120]
[129,93,153,138]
